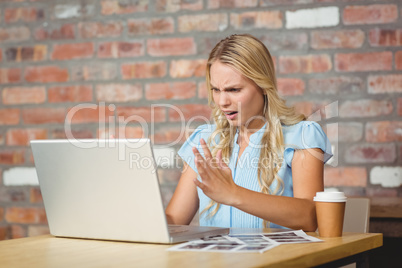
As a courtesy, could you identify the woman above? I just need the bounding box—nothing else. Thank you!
[165,34,332,231]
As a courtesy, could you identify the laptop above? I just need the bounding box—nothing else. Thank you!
[30,139,229,244]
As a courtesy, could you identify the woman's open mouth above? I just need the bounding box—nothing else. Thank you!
[223,111,238,120]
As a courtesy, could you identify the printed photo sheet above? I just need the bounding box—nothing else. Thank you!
[168,230,322,253]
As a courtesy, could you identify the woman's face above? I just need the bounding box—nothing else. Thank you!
[210,60,265,131]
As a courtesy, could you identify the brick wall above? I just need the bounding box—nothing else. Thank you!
[0,0,401,240]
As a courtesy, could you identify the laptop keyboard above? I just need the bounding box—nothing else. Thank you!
[168,225,190,234]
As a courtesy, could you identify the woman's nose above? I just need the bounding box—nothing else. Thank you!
[218,91,230,107]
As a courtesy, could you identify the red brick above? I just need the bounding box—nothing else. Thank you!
[0,48,2,61]
[6,128,47,146]
[0,26,30,43]
[34,24,75,41]
[345,143,396,164]
[292,101,313,117]
[279,54,332,74]
[22,108,65,124]
[0,207,3,222]
[96,84,142,102]
[169,59,207,78]
[0,109,20,125]
[0,149,25,165]
[0,68,21,84]
[48,85,93,103]
[0,188,26,203]
[53,3,95,19]
[152,127,186,145]
[311,30,364,49]
[28,225,50,237]
[24,66,68,83]
[293,101,340,120]
[326,122,363,143]
[147,38,196,56]
[71,63,117,81]
[398,98,402,116]
[66,105,114,124]
[277,78,304,96]
[369,28,402,47]
[178,14,228,32]
[10,225,26,239]
[309,76,364,95]
[335,52,392,72]
[199,36,226,54]
[156,0,202,12]
[98,126,144,139]
[52,43,94,60]
[169,104,211,122]
[208,0,257,8]
[4,7,44,23]
[368,74,402,94]
[343,4,398,25]
[117,106,166,123]
[324,167,367,187]
[366,121,402,143]
[98,41,144,58]
[260,33,307,51]
[0,225,7,240]
[51,129,93,139]
[2,87,46,105]
[145,82,196,100]
[101,0,148,15]
[127,18,174,35]
[198,81,208,99]
[30,188,43,203]
[121,61,166,79]
[5,45,47,62]
[339,99,392,118]
[78,21,123,38]
[6,207,47,224]
[366,187,398,198]
[396,51,402,70]
[230,11,282,29]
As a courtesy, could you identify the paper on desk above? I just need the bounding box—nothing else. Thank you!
[167,230,322,254]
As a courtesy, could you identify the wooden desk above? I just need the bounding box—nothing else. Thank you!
[0,231,382,268]
[369,197,402,238]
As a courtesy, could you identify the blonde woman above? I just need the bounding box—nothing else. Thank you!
[165,34,332,231]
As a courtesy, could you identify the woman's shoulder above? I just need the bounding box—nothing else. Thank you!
[282,120,332,164]
[282,120,323,136]
[282,120,329,148]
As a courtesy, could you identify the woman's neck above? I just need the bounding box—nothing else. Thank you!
[238,118,266,136]
[237,119,266,145]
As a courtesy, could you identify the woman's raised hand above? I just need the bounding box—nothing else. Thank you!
[192,138,239,206]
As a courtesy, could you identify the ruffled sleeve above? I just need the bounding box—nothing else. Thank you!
[177,124,215,173]
[283,121,332,167]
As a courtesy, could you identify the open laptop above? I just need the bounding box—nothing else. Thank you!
[30,139,229,244]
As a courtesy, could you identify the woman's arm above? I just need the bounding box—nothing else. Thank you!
[165,163,199,225]
[193,138,324,231]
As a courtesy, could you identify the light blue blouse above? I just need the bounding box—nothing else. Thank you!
[177,121,332,229]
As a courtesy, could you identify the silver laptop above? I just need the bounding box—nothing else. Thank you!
[30,139,229,244]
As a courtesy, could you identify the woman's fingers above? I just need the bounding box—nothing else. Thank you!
[193,178,205,190]
[193,147,208,177]
[200,138,213,160]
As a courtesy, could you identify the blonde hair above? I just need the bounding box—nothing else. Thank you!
[203,34,306,227]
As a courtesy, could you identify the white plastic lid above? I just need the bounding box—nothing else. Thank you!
[313,191,347,202]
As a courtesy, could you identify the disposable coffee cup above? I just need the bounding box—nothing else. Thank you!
[314,192,347,237]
